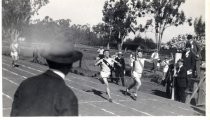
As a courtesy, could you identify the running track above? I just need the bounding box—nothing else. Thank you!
[2,55,202,116]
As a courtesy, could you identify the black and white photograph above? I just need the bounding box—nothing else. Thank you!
[1,0,208,118]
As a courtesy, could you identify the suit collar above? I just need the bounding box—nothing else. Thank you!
[45,70,64,80]
[50,69,65,79]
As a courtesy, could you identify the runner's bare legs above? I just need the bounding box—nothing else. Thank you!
[102,77,112,102]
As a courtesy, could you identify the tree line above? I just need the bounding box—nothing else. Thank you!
[2,0,205,52]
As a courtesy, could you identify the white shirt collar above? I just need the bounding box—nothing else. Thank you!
[50,69,65,79]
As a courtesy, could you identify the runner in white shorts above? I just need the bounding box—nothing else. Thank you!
[95,50,121,102]
[125,50,152,100]
[10,41,19,67]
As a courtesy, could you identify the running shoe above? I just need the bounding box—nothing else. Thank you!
[108,98,113,103]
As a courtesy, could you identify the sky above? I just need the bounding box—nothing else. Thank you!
[32,0,205,43]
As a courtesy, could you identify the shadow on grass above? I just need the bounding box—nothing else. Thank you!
[84,89,108,100]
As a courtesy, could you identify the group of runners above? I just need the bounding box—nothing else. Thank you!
[95,47,159,102]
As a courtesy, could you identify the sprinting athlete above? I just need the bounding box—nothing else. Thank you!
[95,50,121,102]
[126,50,152,100]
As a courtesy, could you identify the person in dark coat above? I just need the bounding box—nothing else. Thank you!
[10,43,83,116]
[114,51,126,86]
[182,42,195,72]
[174,59,187,103]
[186,35,201,78]
[182,42,195,92]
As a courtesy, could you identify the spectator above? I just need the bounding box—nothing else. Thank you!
[161,55,173,86]
[187,35,201,78]
[10,41,19,67]
[114,51,126,86]
[97,46,104,59]
[151,49,159,73]
[182,42,195,92]
[11,43,82,116]
[174,59,187,103]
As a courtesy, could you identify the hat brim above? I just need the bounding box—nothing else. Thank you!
[41,50,83,64]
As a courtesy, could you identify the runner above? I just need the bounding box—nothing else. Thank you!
[10,41,19,67]
[125,50,152,100]
[95,50,121,102]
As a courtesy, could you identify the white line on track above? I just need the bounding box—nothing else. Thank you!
[3,60,44,72]
[2,57,46,71]
[79,99,133,104]
[88,103,118,116]
[3,62,36,75]
[2,68,27,79]
[113,101,152,116]
[3,107,11,110]
[3,77,19,86]
[3,93,13,101]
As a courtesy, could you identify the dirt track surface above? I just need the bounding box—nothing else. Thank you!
[2,55,202,116]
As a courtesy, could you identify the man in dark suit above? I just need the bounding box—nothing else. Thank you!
[114,51,126,86]
[11,42,83,116]
[182,42,195,92]
[174,59,187,103]
[187,35,201,78]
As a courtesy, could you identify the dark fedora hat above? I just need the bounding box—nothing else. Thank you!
[40,42,83,64]
[187,35,193,40]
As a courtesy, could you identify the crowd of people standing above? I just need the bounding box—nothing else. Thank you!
[95,34,204,104]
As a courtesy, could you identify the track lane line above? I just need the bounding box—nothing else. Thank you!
[3,93,13,101]
[3,77,19,86]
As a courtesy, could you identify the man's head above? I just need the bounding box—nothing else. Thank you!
[118,51,123,58]
[41,42,83,75]
[187,35,193,41]
[137,51,143,58]
[103,50,110,58]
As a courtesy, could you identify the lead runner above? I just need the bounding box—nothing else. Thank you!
[95,50,121,102]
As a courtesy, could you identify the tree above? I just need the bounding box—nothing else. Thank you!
[2,0,49,43]
[131,0,188,50]
[102,0,136,50]
[194,16,205,38]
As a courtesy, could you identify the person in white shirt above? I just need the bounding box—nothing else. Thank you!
[129,52,135,76]
[95,50,121,102]
[125,50,152,100]
[97,46,104,59]
[161,56,173,85]
[151,49,159,73]
[10,41,19,67]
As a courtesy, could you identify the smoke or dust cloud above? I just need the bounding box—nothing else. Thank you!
[22,26,81,58]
